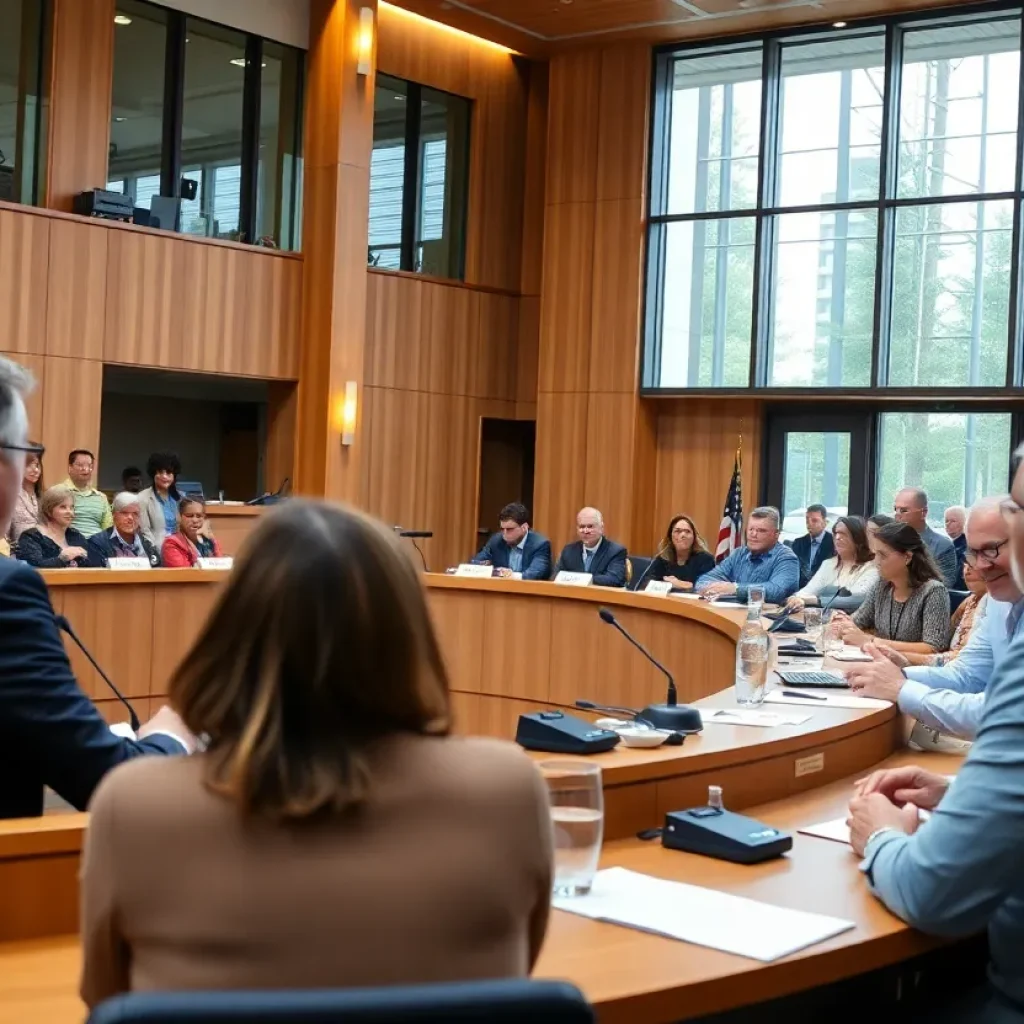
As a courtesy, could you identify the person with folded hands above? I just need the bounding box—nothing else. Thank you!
[648,514,715,591]
[785,515,878,614]
[17,484,94,569]
[471,502,551,580]
[87,492,162,567]
[162,496,222,567]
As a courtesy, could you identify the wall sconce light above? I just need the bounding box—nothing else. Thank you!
[339,380,358,447]
[356,6,374,76]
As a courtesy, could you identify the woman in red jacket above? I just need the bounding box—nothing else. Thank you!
[161,497,222,568]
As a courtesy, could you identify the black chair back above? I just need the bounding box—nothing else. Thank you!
[87,980,595,1024]
[626,555,652,590]
[948,590,971,615]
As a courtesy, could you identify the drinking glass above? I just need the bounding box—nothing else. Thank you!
[822,610,843,657]
[540,761,604,898]
[747,584,765,617]
[804,607,823,650]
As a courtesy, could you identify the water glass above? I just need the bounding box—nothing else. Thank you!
[540,761,604,898]
[822,610,843,657]
[747,584,766,616]
[804,607,823,650]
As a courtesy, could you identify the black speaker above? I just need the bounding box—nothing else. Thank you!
[515,711,620,755]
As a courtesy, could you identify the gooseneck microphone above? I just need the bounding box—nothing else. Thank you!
[630,542,670,593]
[597,608,702,732]
[55,614,140,731]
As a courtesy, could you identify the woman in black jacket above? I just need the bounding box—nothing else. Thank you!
[17,485,94,569]
[648,514,716,591]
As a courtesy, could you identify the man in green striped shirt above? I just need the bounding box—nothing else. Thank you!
[63,449,112,538]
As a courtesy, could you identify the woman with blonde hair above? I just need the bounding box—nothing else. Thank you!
[80,501,553,1006]
[16,484,92,568]
[647,513,715,590]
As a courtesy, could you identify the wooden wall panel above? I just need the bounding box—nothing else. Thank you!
[45,220,107,361]
[654,399,764,547]
[377,3,528,293]
[40,356,102,476]
[545,51,601,206]
[533,392,588,549]
[45,0,115,214]
[596,45,651,202]
[0,207,49,356]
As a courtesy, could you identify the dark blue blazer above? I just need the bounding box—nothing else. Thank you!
[791,531,836,588]
[472,530,552,581]
[553,539,628,588]
[0,559,184,819]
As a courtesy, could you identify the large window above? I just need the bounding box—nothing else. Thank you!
[107,0,304,250]
[646,7,1024,395]
[369,73,471,280]
[0,0,49,206]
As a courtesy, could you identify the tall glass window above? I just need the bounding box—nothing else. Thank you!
[0,0,49,206]
[107,0,304,250]
[369,73,471,280]
[646,9,1024,395]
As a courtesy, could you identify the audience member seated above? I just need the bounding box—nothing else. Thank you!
[844,498,1024,742]
[7,438,41,548]
[17,485,93,569]
[791,504,835,588]
[846,470,1024,1021]
[121,465,143,494]
[832,521,950,656]
[138,451,183,550]
[648,514,715,591]
[785,515,878,614]
[0,356,193,819]
[63,448,112,538]
[866,513,894,538]
[552,507,626,587]
[87,492,162,568]
[162,497,222,567]
[472,502,551,580]
[945,503,968,589]
[893,486,959,588]
[79,500,553,1006]
[695,506,799,604]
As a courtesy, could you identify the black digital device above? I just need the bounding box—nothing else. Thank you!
[776,670,849,688]
[662,807,793,864]
[515,711,621,754]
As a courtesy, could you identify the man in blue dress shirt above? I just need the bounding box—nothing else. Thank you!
[845,497,1024,740]
[848,463,1024,1022]
[695,506,800,605]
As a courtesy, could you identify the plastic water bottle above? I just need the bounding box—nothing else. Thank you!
[735,602,769,706]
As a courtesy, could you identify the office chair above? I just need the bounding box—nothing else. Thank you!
[947,590,971,614]
[626,555,652,590]
[86,979,595,1024]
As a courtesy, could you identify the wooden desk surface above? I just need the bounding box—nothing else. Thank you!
[0,749,962,1024]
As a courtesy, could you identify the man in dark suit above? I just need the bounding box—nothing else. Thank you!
[553,507,627,588]
[791,504,835,588]
[472,501,551,581]
[0,356,194,819]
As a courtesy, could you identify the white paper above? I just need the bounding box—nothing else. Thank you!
[830,647,873,662]
[670,592,702,600]
[455,563,493,578]
[644,580,672,596]
[107,557,151,571]
[554,571,593,587]
[799,811,931,847]
[765,690,891,710]
[554,867,854,962]
[704,708,812,728]
[776,657,825,670]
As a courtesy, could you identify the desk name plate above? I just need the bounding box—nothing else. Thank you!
[455,563,494,578]
[644,580,672,596]
[554,571,593,587]
[107,558,152,571]
[197,557,234,571]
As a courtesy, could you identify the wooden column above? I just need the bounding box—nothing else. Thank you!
[45,0,115,213]
[294,0,376,502]
[533,44,657,555]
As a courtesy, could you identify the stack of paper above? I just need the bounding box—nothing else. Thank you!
[553,867,855,962]
[703,708,812,728]
[799,810,931,846]
[765,690,891,710]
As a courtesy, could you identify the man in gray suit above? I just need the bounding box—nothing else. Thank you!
[894,486,959,588]
[848,458,1024,1021]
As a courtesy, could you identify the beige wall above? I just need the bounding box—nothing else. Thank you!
[144,0,309,48]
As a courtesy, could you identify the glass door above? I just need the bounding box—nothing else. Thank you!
[764,411,872,541]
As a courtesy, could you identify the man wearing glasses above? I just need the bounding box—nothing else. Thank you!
[0,357,194,819]
[845,496,1024,741]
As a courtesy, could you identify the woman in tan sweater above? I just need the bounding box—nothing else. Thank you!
[80,501,553,1008]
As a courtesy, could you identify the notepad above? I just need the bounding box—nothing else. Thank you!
[799,811,931,847]
[704,708,812,728]
[764,690,891,711]
[553,867,854,961]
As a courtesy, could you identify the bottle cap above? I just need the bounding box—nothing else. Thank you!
[708,785,723,809]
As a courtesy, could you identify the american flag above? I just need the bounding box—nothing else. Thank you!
[715,451,743,563]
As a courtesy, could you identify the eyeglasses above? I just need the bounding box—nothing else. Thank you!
[0,443,45,458]
[965,538,1009,565]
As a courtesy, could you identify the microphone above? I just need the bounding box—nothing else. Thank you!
[55,614,140,732]
[397,530,434,539]
[630,543,671,593]
[597,608,702,732]
[575,698,642,719]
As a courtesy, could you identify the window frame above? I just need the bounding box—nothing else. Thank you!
[109,0,305,249]
[644,0,1024,397]
[369,75,472,280]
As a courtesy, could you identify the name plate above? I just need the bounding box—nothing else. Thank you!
[644,580,672,596]
[197,557,234,570]
[554,571,593,587]
[455,563,494,578]
[108,557,151,571]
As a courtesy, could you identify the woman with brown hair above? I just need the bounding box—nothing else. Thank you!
[648,513,716,590]
[786,515,878,613]
[80,501,553,1007]
[7,440,42,547]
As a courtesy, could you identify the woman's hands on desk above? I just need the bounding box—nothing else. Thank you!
[831,611,870,648]
[668,578,693,591]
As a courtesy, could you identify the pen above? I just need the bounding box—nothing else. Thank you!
[780,690,827,701]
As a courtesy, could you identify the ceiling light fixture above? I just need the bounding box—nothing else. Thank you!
[114,14,132,25]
